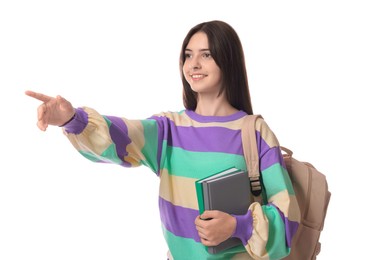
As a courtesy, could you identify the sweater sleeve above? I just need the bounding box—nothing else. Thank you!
[232,119,300,260]
[62,107,162,175]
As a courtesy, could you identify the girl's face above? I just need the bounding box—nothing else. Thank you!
[183,32,223,96]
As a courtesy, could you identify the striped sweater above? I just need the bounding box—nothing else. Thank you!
[63,107,300,260]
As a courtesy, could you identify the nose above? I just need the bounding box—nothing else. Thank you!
[188,56,201,70]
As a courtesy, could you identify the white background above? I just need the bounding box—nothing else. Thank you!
[1,0,389,259]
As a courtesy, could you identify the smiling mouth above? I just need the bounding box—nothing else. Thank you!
[191,74,207,79]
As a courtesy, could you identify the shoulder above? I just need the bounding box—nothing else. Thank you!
[245,114,272,132]
[149,110,192,127]
[252,114,280,147]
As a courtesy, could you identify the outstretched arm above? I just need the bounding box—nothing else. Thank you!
[25,90,75,131]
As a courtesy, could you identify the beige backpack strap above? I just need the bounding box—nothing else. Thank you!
[242,114,266,198]
[242,115,261,178]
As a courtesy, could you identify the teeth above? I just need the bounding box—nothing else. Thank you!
[192,75,204,79]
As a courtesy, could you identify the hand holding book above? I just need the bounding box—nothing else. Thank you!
[195,210,237,248]
[195,167,252,254]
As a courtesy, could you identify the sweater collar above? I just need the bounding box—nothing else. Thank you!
[185,109,247,123]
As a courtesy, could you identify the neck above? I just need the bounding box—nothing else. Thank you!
[195,93,238,116]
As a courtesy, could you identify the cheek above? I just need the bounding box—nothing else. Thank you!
[182,65,191,82]
[212,69,222,83]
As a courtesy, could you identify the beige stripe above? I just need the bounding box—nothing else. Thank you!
[159,169,199,210]
[256,118,279,148]
[123,119,146,163]
[245,202,270,260]
[269,191,301,222]
[65,107,114,155]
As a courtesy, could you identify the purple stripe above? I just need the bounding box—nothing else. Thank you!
[150,116,243,154]
[271,203,299,247]
[63,108,88,134]
[106,116,132,167]
[159,197,201,242]
[150,115,242,154]
[232,210,253,245]
[148,116,168,174]
[258,143,285,171]
[170,125,242,154]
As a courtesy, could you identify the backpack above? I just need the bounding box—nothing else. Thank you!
[241,114,331,260]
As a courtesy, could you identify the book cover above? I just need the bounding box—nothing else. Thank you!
[195,167,240,215]
[195,167,252,254]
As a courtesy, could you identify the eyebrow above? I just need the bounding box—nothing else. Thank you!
[185,48,210,52]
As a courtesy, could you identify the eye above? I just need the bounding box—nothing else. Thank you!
[184,53,192,59]
[202,52,212,59]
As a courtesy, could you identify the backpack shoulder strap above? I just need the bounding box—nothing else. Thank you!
[242,114,267,200]
[241,115,261,179]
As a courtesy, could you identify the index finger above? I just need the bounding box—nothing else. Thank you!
[25,90,53,103]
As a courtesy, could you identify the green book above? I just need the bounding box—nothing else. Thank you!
[195,167,252,254]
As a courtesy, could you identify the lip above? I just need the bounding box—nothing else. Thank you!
[190,74,207,80]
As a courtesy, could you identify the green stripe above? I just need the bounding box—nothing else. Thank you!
[101,143,122,164]
[159,140,168,173]
[140,119,159,173]
[263,205,290,260]
[162,225,246,260]
[103,115,112,127]
[262,164,295,197]
[79,150,100,162]
[162,146,247,179]
[79,143,122,164]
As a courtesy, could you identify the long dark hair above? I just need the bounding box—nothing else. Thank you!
[179,20,253,115]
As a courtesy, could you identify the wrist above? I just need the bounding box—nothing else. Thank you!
[59,111,76,127]
[62,108,88,134]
